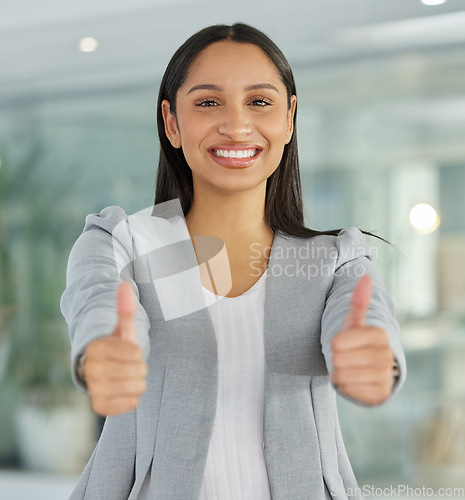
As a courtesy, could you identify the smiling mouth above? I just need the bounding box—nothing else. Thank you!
[210,148,260,159]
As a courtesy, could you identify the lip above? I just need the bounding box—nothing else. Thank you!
[208,144,263,169]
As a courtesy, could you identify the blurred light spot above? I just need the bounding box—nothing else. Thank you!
[421,0,447,5]
[79,37,99,53]
[409,203,440,234]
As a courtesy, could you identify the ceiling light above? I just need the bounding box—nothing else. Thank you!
[409,203,440,234]
[421,0,447,5]
[79,37,99,53]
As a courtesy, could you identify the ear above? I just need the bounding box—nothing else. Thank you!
[161,99,182,148]
[284,95,297,145]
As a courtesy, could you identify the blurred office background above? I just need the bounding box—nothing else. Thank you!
[1,0,465,498]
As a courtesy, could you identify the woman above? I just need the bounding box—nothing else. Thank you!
[61,23,406,500]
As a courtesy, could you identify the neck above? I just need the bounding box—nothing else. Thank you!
[185,183,273,244]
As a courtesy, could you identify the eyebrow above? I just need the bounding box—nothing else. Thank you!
[186,83,280,94]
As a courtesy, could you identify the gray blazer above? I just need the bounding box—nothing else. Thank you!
[60,205,406,500]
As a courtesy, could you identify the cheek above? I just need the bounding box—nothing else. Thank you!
[257,113,291,144]
[177,114,213,147]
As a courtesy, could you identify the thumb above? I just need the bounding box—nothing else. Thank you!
[342,275,372,330]
[114,281,137,344]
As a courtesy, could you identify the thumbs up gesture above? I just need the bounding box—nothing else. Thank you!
[330,275,395,406]
[82,282,148,416]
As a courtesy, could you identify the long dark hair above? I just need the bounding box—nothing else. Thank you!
[154,22,385,242]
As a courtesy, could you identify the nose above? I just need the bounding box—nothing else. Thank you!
[218,104,252,140]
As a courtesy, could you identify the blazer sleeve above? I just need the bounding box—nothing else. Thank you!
[320,227,406,403]
[60,206,151,393]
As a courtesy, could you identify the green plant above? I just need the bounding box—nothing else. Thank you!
[0,141,76,407]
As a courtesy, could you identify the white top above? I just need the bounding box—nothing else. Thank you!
[198,269,272,500]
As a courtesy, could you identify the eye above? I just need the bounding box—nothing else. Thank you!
[195,98,220,107]
[249,98,272,107]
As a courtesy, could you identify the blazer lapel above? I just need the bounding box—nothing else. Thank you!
[262,230,330,498]
[131,215,329,497]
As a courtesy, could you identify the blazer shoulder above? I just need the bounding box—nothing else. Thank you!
[82,205,129,235]
[334,227,373,266]
[67,206,134,281]
[283,227,373,268]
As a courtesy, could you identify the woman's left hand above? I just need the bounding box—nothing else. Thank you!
[330,275,395,406]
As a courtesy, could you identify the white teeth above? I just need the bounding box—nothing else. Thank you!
[213,149,257,158]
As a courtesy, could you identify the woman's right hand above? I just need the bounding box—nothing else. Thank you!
[82,282,148,417]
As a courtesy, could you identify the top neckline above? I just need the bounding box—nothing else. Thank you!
[201,268,268,299]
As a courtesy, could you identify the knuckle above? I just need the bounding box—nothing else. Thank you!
[126,342,140,354]
[121,379,143,395]
[384,348,395,362]
[373,367,387,381]
[138,379,147,393]
[133,346,143,361]
[373,327,388,342]
[88,384,106,399]
[85,363,107,383]
[124,396,139,411]
[85,362,101,378]
[374,347,392,364]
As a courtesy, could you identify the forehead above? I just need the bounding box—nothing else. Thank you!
[182,41,283,88]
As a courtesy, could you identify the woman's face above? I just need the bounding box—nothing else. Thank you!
[162,41,296,197]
